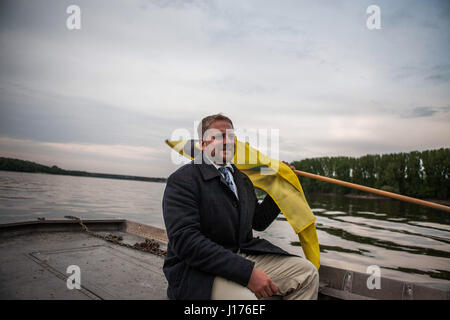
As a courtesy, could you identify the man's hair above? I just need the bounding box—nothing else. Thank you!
[198,113,234,141]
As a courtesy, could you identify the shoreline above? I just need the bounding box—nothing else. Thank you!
[0,168,167,184]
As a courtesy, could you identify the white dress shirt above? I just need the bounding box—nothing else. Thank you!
[203,154,238,199]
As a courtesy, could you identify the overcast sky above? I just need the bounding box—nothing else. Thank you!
[0,0,449,177]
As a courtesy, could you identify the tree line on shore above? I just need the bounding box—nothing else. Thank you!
[291,148,449,200]
[2,148,449,200]
[0,157,167,183]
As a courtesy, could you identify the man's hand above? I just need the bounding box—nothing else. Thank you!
[282,160,296,171]
[247,268,278,299]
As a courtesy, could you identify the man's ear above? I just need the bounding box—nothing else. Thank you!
[199,139,206,150]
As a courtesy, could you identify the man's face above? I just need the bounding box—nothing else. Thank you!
[201,120,236,165]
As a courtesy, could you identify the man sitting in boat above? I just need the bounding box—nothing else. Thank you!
[162,113,319,300]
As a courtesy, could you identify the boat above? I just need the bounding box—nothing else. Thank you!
[0,218,448,300]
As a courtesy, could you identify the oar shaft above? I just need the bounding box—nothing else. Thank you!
[293,169,450,213]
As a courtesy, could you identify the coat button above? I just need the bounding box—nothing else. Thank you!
[233,201,238,207]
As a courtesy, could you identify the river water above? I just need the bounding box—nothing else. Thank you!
[1,170,449,290]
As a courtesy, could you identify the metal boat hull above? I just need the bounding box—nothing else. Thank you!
[0,219,448,300]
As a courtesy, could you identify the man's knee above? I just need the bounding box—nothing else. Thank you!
[305,261,319,285]
[292,258,319,289]
[286,259,319,300]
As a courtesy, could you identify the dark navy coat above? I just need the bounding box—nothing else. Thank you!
[162,153,291,300]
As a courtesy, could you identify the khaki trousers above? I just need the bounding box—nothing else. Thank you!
[211,253,319,300]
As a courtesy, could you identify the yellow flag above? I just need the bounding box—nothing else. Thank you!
[165,139,320,269]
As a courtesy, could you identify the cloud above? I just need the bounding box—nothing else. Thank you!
[0,0,449,176]
[0,137,161,160]
[401,106,450,118]
[0,83,188,146]
[0,136,176,177]
[425,65,450,84]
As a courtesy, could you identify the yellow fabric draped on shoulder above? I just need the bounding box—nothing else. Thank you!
[165,139,320,269]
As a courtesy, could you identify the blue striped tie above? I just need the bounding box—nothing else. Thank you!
[218,167,237,198]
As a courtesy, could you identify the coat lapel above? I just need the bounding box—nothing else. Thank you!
[231,164,250,244]
[196,152,239,201]
[194,152,250,247]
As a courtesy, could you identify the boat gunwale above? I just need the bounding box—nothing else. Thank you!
[0,219,448,300]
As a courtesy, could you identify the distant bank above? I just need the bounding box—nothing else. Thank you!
[0,157,167,183]
[2,147,449,201]
[292,148,449,200]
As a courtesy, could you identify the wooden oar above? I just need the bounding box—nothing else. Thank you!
[293,169,450,213]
